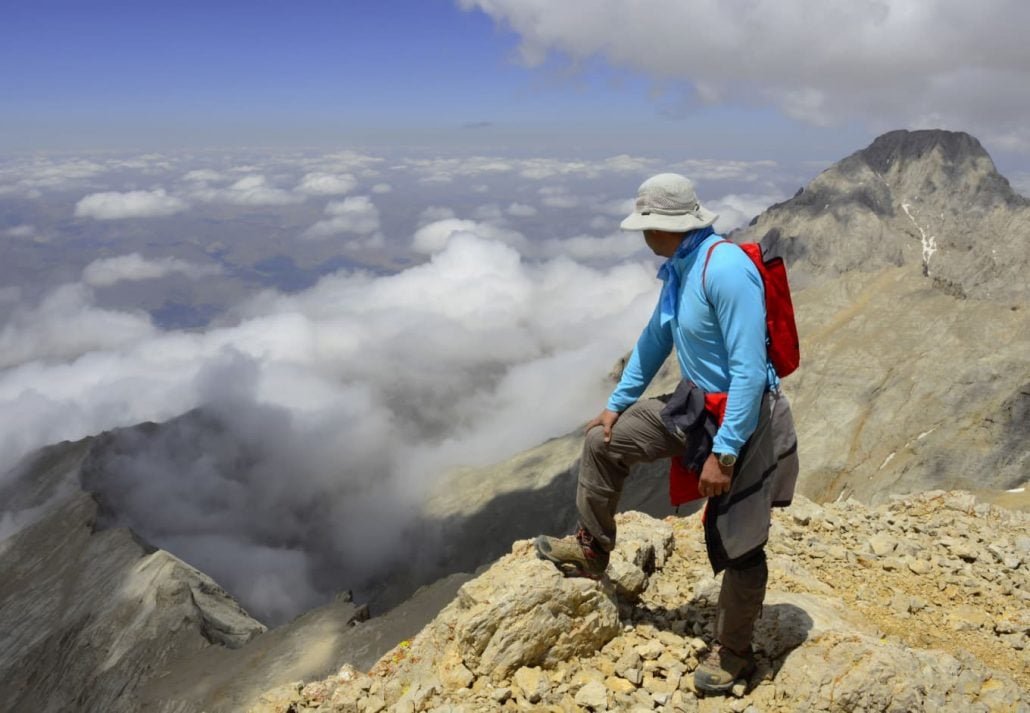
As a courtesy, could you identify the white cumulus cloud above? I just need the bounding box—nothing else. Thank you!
[295,172,358,196]
[304,196,381,238]
[190,174,304,206]
[74,189,187,220]
[0,284,157,368]
[82,253,222,288]
[412,218,527,254]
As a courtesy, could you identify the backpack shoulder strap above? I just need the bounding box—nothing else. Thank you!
[701,239,733,299]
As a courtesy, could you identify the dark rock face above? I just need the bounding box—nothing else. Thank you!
[735,129,1030,302]
[857,129,992,177]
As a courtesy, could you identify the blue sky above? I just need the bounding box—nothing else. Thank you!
[3,1,640,147]
[0,1,909,161]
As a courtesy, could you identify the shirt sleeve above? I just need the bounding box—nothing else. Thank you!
[705,246,768,455]
[607,299,673,412]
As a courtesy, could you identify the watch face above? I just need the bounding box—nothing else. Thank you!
[718,453,737,467]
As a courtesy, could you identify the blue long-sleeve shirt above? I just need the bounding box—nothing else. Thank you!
[607,232,778,456]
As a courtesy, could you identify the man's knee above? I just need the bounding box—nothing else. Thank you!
[583,425,608,457]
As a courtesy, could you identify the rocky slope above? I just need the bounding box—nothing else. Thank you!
[250,491,1029,712]
[777,266,1028,504]
[0,440,266,713]
[717,129,1029,502]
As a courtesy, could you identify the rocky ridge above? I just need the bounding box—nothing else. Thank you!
[251,491,1029,713]
[0,489,266,713]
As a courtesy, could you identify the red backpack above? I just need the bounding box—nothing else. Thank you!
[702,240,800,378]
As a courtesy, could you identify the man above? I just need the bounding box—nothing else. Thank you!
[535,173,799,694]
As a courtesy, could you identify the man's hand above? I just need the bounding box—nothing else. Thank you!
[586,409,621,443]
[698,452,733,498]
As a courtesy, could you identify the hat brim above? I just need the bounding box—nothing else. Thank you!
[620,205,719,232]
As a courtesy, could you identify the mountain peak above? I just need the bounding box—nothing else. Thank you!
[857,129,992,176]
[737,128,1029,301]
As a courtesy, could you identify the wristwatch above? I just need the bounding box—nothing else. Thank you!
[715,452,737,468]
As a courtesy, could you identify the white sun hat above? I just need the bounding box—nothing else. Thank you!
[620,173,719,232]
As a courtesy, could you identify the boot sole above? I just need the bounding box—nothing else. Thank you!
[534,536,605,580]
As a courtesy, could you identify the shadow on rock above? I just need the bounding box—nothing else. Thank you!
[621,593,814,692]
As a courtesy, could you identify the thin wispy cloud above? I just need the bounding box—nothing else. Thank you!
[539,232,649,262]
[182,169,227,183]
[505,202,537,217]
[3,158,109,190]
[708,193,790,234]
[4,225,36,238]
[538,185,580,208]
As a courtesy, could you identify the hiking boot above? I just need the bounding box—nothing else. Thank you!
[693,644,756,694]
[535,526,610,579]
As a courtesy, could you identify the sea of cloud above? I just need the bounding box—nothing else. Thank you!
[0,147,796,623]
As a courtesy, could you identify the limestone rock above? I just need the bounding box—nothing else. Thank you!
[869,532,898,556]
[512,666,546,703]
[574,679,609,709]
[361,538,620,707]
[254,501,1028,713]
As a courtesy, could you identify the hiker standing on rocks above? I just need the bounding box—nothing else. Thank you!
[536,173,800,695]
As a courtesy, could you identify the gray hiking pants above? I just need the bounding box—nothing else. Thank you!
[576,393,777,654]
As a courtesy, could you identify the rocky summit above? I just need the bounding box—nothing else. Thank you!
[250,492,1029,713]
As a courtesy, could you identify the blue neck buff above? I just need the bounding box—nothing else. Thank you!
[656,226,715,326]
